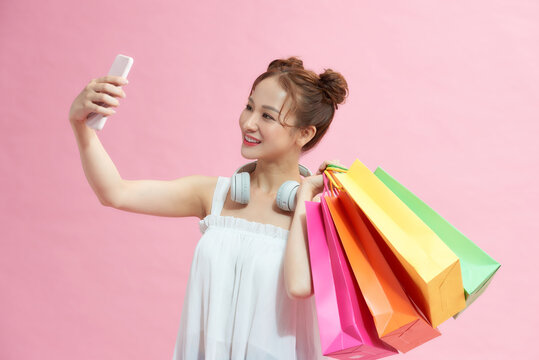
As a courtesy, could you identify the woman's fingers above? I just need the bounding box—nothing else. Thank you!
[69,76,127,124]
[89,91,120,108]
[93,82,126,98]
[316,161,329,174]
[316,159,344,174]
[88,101,116,116]
[93,75,128,86]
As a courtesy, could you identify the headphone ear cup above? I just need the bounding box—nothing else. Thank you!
[231,172,250,204]
[276,180,300,212]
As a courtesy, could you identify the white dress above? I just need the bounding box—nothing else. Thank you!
[172,176,330,360]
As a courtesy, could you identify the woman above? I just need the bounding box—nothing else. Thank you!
[69,56,349,359]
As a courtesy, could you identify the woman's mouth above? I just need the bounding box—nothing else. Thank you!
[243,135,261,146]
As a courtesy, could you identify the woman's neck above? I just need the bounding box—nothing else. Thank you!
[249,158,303,195]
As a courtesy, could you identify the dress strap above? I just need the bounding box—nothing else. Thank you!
[210,176,231,216]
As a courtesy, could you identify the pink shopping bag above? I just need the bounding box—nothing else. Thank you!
[305,196,398,359]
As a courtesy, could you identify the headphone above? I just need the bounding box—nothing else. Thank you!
[230,161,313,212]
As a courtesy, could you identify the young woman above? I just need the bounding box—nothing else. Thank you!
[69,56,348,359]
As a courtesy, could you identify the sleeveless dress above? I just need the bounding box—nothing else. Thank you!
[172,176,330,360]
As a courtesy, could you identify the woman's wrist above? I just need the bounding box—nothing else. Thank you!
[297,184,317,201]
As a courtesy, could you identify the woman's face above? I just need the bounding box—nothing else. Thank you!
[239,76,300,161]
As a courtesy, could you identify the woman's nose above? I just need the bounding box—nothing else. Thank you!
[243,113,258,130]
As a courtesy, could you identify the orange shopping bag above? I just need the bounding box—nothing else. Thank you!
[322,175,441,353]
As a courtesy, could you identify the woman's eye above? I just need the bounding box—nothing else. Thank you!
[245,104,274,120]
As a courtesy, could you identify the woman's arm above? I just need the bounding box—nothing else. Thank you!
[284,184,317,300]
[69,75,213,219]
[70,118,123,206]
[69,75,129,205]
[71,117,217,218]
[284,159,345,300]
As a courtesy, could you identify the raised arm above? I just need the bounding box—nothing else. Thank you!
[69,75,216,219]
[70,117,216,218]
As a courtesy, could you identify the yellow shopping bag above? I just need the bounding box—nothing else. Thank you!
[334,159,466,328]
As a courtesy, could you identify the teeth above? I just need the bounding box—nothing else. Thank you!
[245,136,260,143]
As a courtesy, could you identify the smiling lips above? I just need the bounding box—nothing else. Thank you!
[243,134,261,146]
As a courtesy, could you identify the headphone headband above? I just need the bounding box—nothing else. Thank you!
[233,161,312,177]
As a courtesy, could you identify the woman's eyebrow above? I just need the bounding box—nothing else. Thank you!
[248,97,280,114]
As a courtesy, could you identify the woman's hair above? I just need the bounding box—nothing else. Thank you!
[249,56,349,152]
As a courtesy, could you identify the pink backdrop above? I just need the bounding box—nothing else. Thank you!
[1,0,537,359]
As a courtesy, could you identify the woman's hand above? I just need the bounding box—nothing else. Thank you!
[298,159,346,202]
[69,75,128,124]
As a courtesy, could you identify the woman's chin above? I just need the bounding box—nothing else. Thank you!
[240,148,257,159]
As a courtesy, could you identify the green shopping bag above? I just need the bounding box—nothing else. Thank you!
[373,167,501,318]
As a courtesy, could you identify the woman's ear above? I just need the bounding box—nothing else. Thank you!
[297,125,316,148]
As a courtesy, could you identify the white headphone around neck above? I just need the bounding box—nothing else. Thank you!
[230,161,313,212]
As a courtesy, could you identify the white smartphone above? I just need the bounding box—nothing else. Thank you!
[86,54,134,131]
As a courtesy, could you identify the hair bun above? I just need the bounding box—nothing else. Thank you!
[318,69,349,109]
[267,56,305,72]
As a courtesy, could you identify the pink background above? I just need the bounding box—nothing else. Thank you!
[1,0,537,359]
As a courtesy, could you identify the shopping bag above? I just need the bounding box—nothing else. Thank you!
[334,159,466,328]
[372,166,501,318]
[305,200,398,359]
[322,181,441,353]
